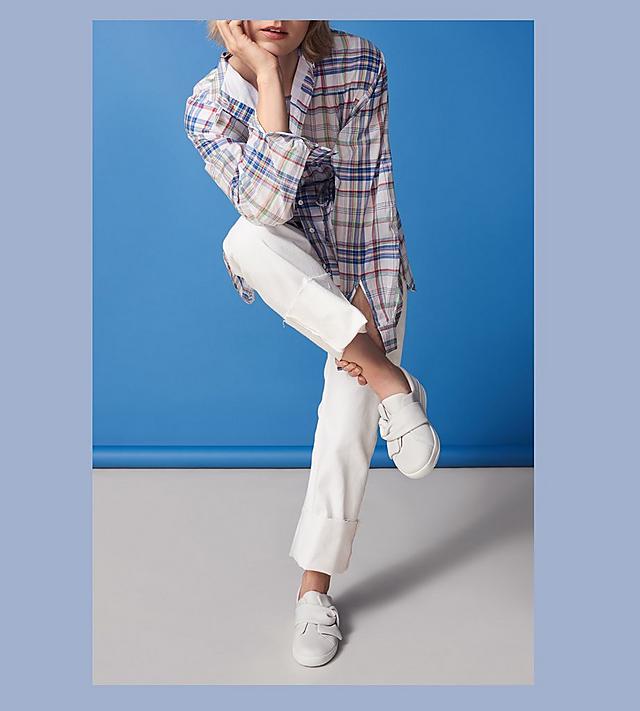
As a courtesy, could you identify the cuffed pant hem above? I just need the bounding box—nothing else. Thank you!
[288,506,359,576]
[282,272,368,362]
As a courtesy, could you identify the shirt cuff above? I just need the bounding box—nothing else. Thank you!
[249,112,336,162]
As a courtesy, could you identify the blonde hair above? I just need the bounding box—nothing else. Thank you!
[206,20,335,64]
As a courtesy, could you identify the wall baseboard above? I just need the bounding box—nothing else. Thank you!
[93,444,533,469]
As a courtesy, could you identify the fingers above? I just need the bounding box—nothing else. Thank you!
[335,358,368,385]
[336,358,361,374]
[216,20,233,49]
[217,20,245,51]
[227,19,246,43]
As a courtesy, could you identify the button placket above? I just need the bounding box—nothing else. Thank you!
[293,168,338,273]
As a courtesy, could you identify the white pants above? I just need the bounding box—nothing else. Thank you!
[222,216,408,575]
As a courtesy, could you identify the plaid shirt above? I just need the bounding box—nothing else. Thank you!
[184,28,416,354]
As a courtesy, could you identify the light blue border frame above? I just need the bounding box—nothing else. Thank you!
[5,2,639,706]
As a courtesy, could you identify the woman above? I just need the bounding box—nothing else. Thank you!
[184,19,440,667]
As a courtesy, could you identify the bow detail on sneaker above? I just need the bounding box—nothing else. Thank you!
[377,366,441,479]
[378,399,429,444]
[294,602,342,639]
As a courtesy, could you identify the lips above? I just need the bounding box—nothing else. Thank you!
[261,28,288,36]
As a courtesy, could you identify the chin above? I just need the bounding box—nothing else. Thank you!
[258,42,291,54]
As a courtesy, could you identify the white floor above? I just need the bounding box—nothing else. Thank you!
[93,466,533,685]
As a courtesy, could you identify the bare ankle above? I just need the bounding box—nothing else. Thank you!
[375,363,411,400]
[341,334,410,399]
[299,570,331,598]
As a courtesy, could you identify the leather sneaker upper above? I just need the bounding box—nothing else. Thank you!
[292,590,342,666]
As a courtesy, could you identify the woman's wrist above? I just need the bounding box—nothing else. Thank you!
[256,65,284,90]
[255,65,289,133]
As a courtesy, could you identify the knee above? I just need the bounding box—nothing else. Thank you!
[222,216,269,266]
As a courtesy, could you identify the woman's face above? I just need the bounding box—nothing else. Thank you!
[243,20,311,56]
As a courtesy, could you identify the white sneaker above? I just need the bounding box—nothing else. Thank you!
[378,365,440,479]
[292,587,342,667]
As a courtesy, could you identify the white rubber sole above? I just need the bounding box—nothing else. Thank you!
[292,645,339,667]
[401,422,441,479]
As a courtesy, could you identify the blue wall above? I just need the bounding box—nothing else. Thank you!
[93,20,533,468]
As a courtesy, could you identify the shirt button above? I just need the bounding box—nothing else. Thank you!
[309,227,315,233]
[298,199,304,205]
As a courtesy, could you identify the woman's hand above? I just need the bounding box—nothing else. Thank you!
[216,20,280,78]
[335,358,367,385]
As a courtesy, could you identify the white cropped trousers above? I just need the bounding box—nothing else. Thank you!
[222,215,408,575]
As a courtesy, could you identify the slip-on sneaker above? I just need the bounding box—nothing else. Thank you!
[378,365,440,479]
[292,588,342,667]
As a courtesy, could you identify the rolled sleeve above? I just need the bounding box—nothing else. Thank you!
[185,86,334,226]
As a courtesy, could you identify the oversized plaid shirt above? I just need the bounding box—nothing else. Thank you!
[184,28,416,354]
